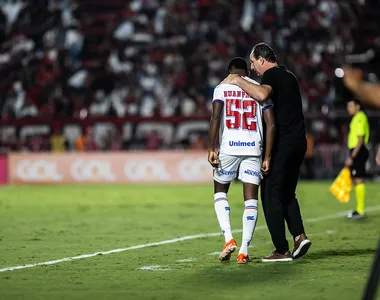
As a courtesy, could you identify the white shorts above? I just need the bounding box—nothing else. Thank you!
[213,152,262,185]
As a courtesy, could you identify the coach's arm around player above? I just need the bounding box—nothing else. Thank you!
[222,75,272,102]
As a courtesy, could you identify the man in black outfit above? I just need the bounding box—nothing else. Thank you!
[223,43,311,262]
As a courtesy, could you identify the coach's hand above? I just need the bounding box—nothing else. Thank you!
[222,74,240,85]
[208,150,220,168]
[261,159,270,174]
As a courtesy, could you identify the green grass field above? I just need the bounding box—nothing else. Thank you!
[0,182,379,300]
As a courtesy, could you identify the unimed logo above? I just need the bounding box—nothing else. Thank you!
[16,159,62,181]
[229,141,255,147]
[71,160,116,182]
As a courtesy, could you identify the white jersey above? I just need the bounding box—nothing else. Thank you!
[212,77,273,156]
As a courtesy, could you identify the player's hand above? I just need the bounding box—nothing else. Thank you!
[345,157,353,168]
[222,74,240,85]
[261,159,270,174]
[342,66,364,90]
[208,150,220,168]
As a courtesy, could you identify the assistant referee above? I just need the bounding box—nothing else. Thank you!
[345,98,370,219]
[222,42,311,262]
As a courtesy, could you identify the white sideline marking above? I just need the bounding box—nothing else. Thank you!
[208,252,222,256]
[176,258,198,263]
[1,205,380,273]
[326,230,337,235]
[137,265,171,271]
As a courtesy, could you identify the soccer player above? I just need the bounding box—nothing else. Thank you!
[208,57,275,263]
[222,43,311,262]
[345,98,370,219]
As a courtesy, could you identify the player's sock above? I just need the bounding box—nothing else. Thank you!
[239,199,258,255]
[214,192,233,242]
[355,183,366,215]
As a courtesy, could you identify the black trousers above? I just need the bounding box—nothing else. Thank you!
[349,146,369,178]
[261,140,307,253]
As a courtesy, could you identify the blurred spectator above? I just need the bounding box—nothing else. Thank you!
[103,128,123,151]
[75,127,97,151]
[50,127,67,152]
[190,134,207,150]
[1,0,371,121]
[28,135,45,152]
[145,130,161,150]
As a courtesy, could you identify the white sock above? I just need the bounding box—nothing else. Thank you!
[214,192,233,242]
[239,199,258,255]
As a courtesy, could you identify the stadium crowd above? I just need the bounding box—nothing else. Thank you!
[0,0,379,156]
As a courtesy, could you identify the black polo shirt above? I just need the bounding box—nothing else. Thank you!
[261,65,306,144]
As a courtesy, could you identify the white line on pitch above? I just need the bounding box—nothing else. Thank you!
[137,266,172,271]
[176,258,198,263]
[208,252,222,256]
[1,205,380,273]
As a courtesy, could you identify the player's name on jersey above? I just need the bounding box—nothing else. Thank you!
[223,90,252,98]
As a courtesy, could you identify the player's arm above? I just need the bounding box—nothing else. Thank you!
[349,82,380,109]
[222,74,273,102]
[343,67,380,109]
[262,105,276,174]
[208,100,224,167]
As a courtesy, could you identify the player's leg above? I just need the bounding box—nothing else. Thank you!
[236,157,261,263]
[348,147,369,219]
[282,143,311,259]
[213,179,233,243]
[260,149,293,262]
[213,152,240,261]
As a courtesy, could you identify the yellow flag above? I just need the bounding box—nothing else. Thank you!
[330,168,352,203]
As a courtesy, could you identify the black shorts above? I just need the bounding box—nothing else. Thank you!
[349,146,369,178]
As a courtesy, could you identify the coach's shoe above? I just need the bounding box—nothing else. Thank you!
[261,251,293,262]
[346,211,366,219]
[237,253,251,264]
[219,239,237,261]
[292,233,312,259]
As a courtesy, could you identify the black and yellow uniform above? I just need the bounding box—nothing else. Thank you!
[347,110,370,217]
[348,111,370,178]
